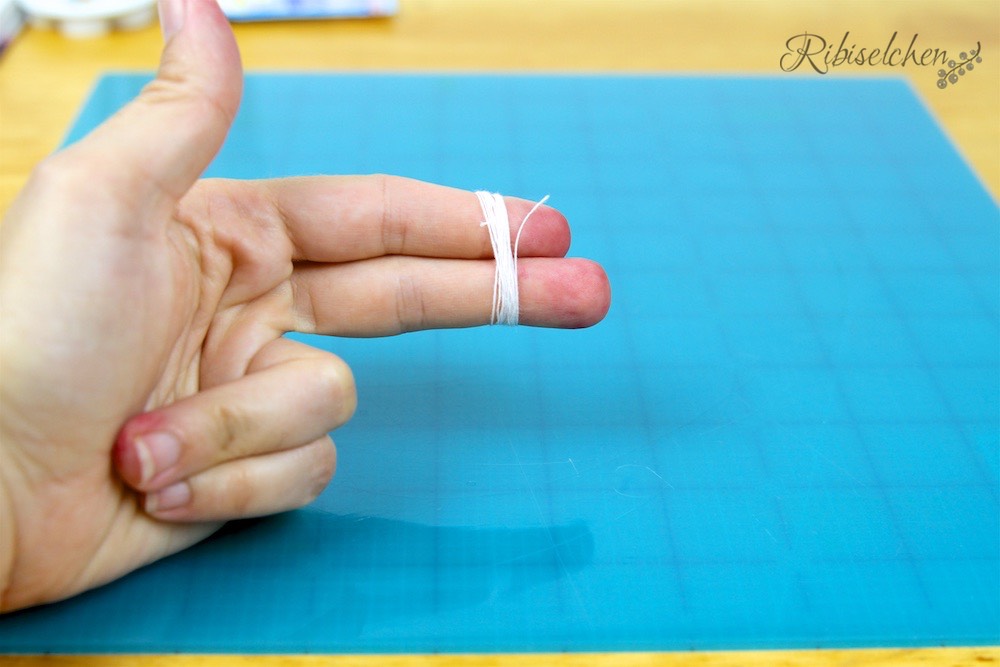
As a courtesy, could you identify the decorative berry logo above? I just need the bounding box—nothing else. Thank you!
[937,43,983,89]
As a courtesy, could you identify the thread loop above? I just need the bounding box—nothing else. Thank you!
[476,191,550,326]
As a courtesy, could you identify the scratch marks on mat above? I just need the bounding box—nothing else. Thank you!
[613,463,675,498]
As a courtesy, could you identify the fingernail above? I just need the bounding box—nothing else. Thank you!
[157,0,186,42]
[146,481,191,514]
[134,432,181,484]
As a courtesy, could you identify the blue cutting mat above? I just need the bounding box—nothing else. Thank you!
[1,74,998,652]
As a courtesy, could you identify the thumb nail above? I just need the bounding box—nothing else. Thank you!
[158,0,186,42]
[133,432,182,485]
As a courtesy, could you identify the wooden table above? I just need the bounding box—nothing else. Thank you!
[1,0,997,664]
[2,0,997,212]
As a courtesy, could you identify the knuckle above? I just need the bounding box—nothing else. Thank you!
[393,272,428,334]
[29,153,69,187]
[303,440,337,504]
[315,356,357,422]
[28,153,90,200]
[181,178,214,205]
[139,76,236,127]
[212,402,252,456]
[376,174,407,255]
[31,145,166,225]
[222,466,256,517]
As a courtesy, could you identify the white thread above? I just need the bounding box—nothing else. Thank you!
[476,191,550,326]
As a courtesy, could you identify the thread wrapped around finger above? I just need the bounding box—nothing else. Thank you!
[475,191,550,326]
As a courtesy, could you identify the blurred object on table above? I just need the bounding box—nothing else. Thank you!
[15,0,155,38]
[0,0,25,53]
[219,0,397,21]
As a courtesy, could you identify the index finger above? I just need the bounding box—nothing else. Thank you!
[262,175,571,263]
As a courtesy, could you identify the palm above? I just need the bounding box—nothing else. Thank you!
[1,179,284,608]
[1,173,608,610]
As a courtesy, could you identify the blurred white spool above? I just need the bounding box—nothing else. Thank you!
[16,0,156,38]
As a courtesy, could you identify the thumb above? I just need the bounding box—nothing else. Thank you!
[65,0,242,217]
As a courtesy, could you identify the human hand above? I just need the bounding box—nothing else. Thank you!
[0,0,609,612]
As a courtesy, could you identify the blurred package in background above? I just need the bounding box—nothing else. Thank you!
[219,0,397,21]
[10,0,396,41]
